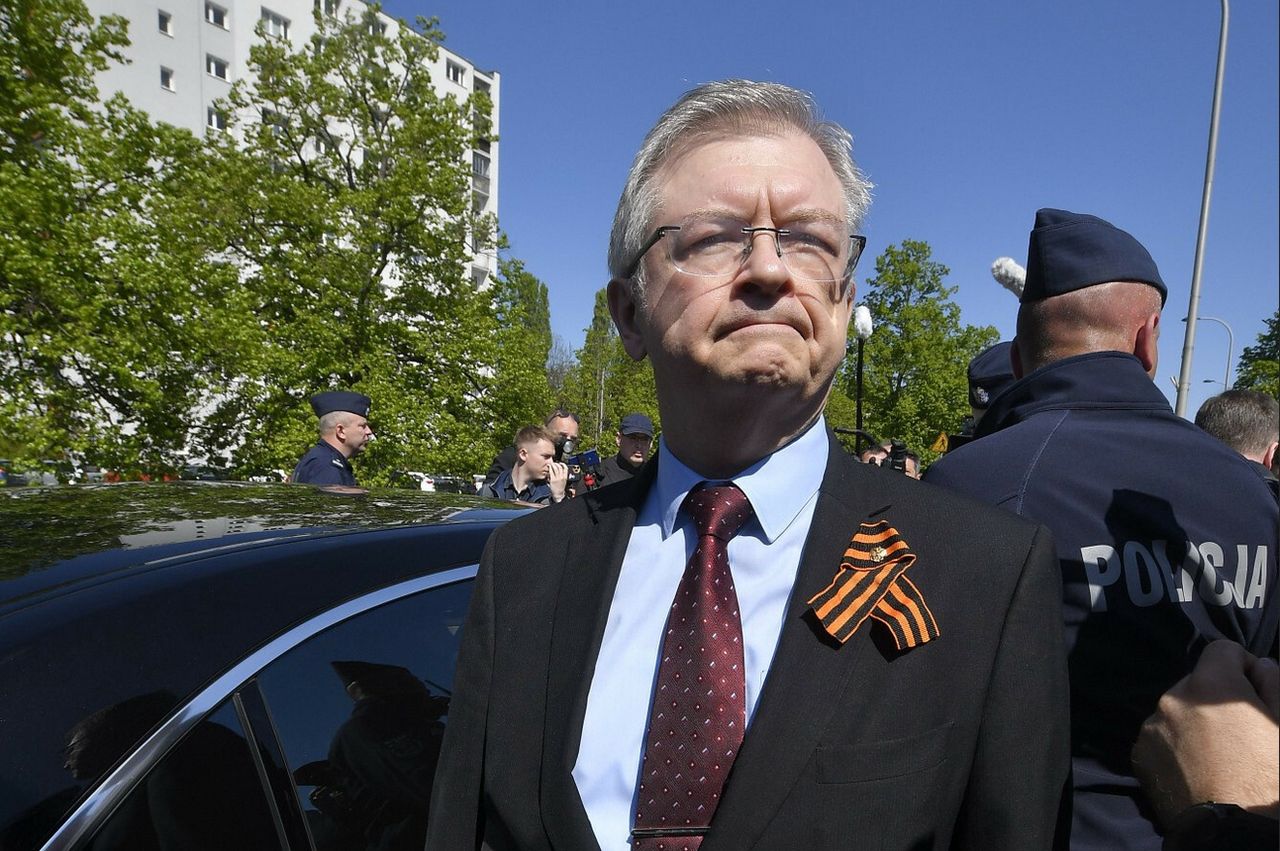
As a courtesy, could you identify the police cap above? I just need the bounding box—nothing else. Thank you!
[1022,208,1166,305]
[968,341,1015,408]
[309,390,371,418]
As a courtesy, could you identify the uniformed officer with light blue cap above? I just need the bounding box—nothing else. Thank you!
[291,391,374,486]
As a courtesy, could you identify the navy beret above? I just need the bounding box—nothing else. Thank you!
[1022,208,1166,305]
[968,342,1015,408]
[309,390,371,418]
[619,413,654,437]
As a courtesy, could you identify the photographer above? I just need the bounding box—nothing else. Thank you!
[858,440,921,479]
[484,409,580,488]
[482,426,568,506]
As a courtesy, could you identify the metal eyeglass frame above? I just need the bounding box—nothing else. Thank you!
[620,225,867,283]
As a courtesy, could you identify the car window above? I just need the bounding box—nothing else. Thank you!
[76,699,279,850]
[254,578,472,850]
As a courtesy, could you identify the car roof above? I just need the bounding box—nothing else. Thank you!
[0,480,519,606]
[0,481,525,848]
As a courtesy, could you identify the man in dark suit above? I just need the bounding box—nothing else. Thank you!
[428,80,1070,850]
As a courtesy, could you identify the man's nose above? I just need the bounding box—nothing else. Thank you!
[741,229,790,291]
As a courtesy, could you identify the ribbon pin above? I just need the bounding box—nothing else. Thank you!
[807,520,939,649]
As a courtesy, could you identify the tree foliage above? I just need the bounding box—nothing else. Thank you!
[1,0,236,471]
[1234,309,1279,400]
[1,0,549,481]
[487,257,554,452]
[191,7,500,480]
[834,240,998,463]
[561,288,659,452]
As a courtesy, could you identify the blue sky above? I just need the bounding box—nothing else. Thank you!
[383,0,1278,418]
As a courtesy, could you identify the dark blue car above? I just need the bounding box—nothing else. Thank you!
[0,481,523,851]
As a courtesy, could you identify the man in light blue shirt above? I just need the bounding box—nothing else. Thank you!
[428,79,1069,851]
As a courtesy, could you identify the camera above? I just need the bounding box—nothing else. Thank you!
[880,439,909,474]
[565,448,602,490]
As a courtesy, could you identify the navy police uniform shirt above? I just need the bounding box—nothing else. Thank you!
[292,441,357,487]
[926,351,1279,851]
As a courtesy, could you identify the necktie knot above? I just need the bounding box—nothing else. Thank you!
[684,483,754,542]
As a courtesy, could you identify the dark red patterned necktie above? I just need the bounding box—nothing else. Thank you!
[632,483,755,851]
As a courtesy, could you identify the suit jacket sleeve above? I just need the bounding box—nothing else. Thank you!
[953,525,1071,850]
[426,532,498,850]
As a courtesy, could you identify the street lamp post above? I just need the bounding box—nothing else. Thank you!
[1174,0,1229,417]
[1181,315,1234,392]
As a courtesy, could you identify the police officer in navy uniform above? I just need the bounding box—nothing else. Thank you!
[926,208,1280,851]
[292,391,374,487]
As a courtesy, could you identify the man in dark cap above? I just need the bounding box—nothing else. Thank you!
[292,391,374,486]
[596,413,655,486]
[943,341,1017,453]
[968,340,1015,425]
[927,208,1279,851]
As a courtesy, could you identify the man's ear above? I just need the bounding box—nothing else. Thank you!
[1134,311,1160,377]
[608,279,647,361]
[1010,338,1025,379]
[1263,441,1279,471]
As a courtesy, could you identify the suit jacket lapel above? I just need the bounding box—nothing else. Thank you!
[704,434,895,851]
[540,461,658,851]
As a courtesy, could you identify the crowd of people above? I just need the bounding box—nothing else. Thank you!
[285,79,1276,850]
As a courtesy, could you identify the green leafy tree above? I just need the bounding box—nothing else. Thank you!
[196,6,500,479]
[562,288,659,451]
[487,257,553,452]
[836,240,998,463]
[1,0,246,473]
[1234,309,1279,400]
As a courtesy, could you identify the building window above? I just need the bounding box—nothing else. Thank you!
[472,152,490,178]
[207,107,227,130]
[160,67,175,91]
[205,2,227,28]
[158,10,172,34]
[314,0,339,15]
[206,54,229,81]
[260,8,289,38]
[366,17,387,36]
[446,60,465,86]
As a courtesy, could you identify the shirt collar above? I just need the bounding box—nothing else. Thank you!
[654,416,828,544]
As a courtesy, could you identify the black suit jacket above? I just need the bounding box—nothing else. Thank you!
[428,432,1070,850]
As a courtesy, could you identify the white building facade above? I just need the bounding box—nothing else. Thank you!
[83,0,501,285]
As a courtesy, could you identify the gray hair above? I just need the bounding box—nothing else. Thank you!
[318,411,352,437]
[1194,389,1280,460]
[607,79,873,300]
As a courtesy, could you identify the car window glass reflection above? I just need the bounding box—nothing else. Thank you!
[77,699,278,850]
[255,579,471,850]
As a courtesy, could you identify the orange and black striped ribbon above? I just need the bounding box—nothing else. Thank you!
[807,520,939,649]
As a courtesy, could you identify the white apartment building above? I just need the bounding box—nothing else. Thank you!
[83,0,501,285]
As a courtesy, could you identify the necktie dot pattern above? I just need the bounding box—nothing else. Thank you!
[631,483,755,851]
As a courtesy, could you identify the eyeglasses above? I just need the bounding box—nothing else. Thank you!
[621,216,866,285]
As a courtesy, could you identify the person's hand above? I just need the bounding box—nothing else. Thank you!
[546,461,568,502]
[1132,640,1279,827]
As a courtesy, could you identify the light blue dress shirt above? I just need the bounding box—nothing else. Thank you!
[571,417,830,851]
